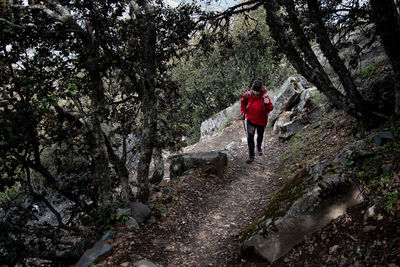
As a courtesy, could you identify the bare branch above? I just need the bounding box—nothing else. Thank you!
[208,0,261,20]
[12,2,84,33]
[0,17,25,29]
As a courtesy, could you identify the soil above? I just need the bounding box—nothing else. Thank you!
[93,116,400,266]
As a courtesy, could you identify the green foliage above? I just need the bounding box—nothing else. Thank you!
[172,8,293,143]
[360,62,379,80]
[0,183,23,205]
[354,122,400,214]
[92,205,128,229]
[375,190,398,212]
[153,202,170,217]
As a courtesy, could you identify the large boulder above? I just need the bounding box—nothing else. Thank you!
[240,139,368,263]
[200,102,240,140]
[169,151,228,179]
[267,76,305,129]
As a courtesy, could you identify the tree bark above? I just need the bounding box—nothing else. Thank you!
[370,0,400,116]
[103,133,132,201]
[150,146,164,185]
[135,1,158,203]
[88,64,112,206]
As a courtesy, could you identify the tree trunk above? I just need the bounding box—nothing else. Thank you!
[150,146,164,185]
[88,67,112,206]
[306,0,372,116]
[136,2,158,203]
[263,0,348,111]
[103,133,132,201]
[370,0,400,116]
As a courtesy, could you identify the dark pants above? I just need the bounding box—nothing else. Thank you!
[247,120,264,158]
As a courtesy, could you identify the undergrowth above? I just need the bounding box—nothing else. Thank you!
[281,108,400,215]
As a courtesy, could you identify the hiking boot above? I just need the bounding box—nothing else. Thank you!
[246,157,254,164]
[257,147,263,156]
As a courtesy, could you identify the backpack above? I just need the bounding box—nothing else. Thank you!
[244,88,269,107]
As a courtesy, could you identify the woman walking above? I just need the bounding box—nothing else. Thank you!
[240,80,274,164]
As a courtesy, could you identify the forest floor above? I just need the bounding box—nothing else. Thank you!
[94,112,400,266]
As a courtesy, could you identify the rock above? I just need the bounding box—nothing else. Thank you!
[278,118,308,140]
[130,202,151,224]
[296,87,317,113]
[169,151,228,179]
[367,205,376,218]
[299,76,314,89]
[200,102,240,140]
[267,76,305,129]
[240,138,368,263]
[374,131,394,146]
[272,111,292,135]
[134,259,159,267]
[75,231,115,267]
[125,218,140,229]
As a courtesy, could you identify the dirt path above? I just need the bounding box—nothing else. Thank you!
[96,119,288,266]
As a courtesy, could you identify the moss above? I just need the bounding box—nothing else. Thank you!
[240,168,312,242]
[326,167,336,175]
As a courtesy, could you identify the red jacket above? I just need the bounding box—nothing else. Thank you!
[240,88,273,127]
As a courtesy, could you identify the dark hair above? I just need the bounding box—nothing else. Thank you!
[252,80,263,92]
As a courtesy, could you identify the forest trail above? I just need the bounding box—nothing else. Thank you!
[96,118,289,266]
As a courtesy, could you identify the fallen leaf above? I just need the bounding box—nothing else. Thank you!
[346,233,358,241]
[329,244,340,254]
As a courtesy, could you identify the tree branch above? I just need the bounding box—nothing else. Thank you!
[0,17,25,29]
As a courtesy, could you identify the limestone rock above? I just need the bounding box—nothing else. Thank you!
[296,87,317,113]
[130,202,151,224]
[134,259,159,267]
[125,217,140,230]
[169,151,228,179]
[272,111,292,135]
[278,117,308,140]
[240,139,367,263]
[75,231,115,267]
[200,102,240,140]
[374,131,394,146]
[267,76,304,129]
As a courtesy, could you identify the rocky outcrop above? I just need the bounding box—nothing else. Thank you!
[200,102,240,140]
[278,105,326,140]
[268,76,322,140]
[268,76,305,129]
[169,151,228,179]
[240,138,372,263]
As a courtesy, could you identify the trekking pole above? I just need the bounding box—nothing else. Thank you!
[263,98,268,150]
